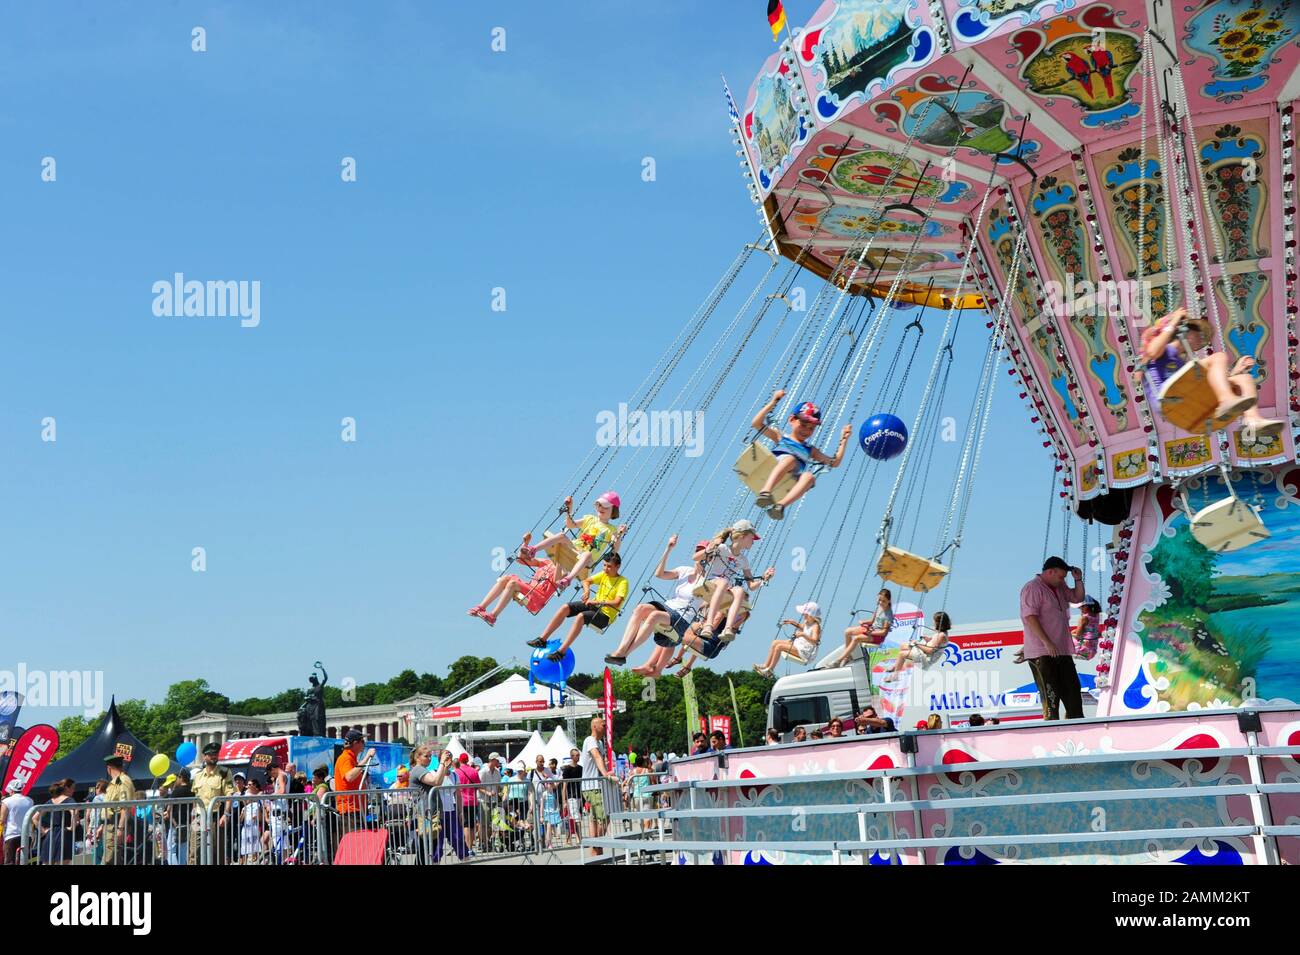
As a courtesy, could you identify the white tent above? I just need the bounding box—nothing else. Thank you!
[443,733,468,761]
[509,730,546,771]
[543,725,578,763]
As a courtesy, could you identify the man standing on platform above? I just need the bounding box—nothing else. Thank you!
[1019,556,1086,720]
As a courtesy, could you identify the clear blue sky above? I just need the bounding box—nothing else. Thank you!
[1,2,1076,725]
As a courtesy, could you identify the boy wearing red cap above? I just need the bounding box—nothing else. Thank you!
[751,389,852,520]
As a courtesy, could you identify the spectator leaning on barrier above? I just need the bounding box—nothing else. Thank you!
[165,769,193,866]
[854,706,895,735]
[192,740,235,843]
[560,751,582,846]
[580,716,619,858]
[709,730,728,752]
[407,743,461,863]
[1,779,34,865]
[334,730,375,845]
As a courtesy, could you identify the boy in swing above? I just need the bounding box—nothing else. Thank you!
[751,389,852,520]
[527,552,629,662]
[1141,307,1283,439]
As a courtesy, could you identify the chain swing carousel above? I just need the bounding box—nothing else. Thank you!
[737,0,1300,720]
[586,0,1300,867]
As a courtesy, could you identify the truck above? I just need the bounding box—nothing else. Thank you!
[766,617,1100,736]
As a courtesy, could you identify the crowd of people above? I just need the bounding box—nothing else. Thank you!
[2,717,673,866]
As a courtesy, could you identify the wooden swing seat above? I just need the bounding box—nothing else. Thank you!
[691,577,741,609]
[543,536,593,582]
[1189,496,1269,553]
[877,546,949,593]
[734,441,798,501]
[1157,360,1250,433]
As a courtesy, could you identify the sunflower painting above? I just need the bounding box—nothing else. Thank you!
[1185,1,1300,82]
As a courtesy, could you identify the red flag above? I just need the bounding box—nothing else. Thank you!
[602,668,615,761]
[1,724,59,796]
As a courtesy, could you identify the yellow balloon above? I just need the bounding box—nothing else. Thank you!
[149,753,170,776]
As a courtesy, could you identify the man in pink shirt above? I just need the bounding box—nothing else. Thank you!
[1019,556,1086,720]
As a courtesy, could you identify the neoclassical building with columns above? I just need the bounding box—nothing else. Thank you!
[180,694,441,752]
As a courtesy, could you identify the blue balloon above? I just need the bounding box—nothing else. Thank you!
[176,742,197,765]
[859,413,908,461]
[530,641,576,691]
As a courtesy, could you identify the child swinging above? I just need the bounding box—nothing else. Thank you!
[696,519,774,642]
[521,491,626,589]
[750,390,852,520]
[1141,307,1282,439]
[467,532,559,626]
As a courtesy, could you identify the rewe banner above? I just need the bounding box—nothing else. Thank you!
[1,724,59,796]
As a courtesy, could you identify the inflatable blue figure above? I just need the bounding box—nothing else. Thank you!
[529,640,575,706]
[859,413,908,461]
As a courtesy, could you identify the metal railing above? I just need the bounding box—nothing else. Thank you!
[582,743,1300,865]
[12,773,668,866]
[18,797,202,866]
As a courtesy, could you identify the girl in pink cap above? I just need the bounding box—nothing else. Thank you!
[521,491,626,589]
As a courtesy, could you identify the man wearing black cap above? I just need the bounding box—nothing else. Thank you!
[192,742,235,864]
[101,754,136,864]
[1019,556,1086,720]
[331,730,375,861]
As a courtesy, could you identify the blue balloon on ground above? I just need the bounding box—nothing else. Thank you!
[859,413,908,460]
[176,742,197,764]
[530,641,576,691]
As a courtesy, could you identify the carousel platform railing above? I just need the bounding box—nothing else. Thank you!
[582,737,1300,865]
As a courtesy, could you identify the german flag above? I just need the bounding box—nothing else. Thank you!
[767,0,787,41]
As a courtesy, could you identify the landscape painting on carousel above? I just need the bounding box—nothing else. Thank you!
[1131,469,1300,711]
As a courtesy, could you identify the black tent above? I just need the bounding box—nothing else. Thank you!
[37,697,177,798]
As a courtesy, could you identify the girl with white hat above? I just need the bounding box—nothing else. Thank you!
[753,601,822,677]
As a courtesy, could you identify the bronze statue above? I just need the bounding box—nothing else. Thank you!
[296,661,328,737]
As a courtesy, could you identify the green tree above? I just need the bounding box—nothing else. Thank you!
[444,656,501,695]
[53,714,97,760]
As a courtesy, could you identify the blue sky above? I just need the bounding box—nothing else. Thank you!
[0,2,1065,725]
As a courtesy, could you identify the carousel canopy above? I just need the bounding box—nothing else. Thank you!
[738,0,1300,501]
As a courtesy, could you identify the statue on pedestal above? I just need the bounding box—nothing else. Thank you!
[296,661,328,737]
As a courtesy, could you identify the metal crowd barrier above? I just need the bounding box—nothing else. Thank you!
[18,796,203,866]
[11,771,669,866]
[582,744,1300,865]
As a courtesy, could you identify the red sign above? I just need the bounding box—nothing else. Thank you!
[217,737,289,764]
[430,707,462,719]
[602,668,614,759]
[708,715,732,746]
[509,700,550,713]
[1,724,59,796]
